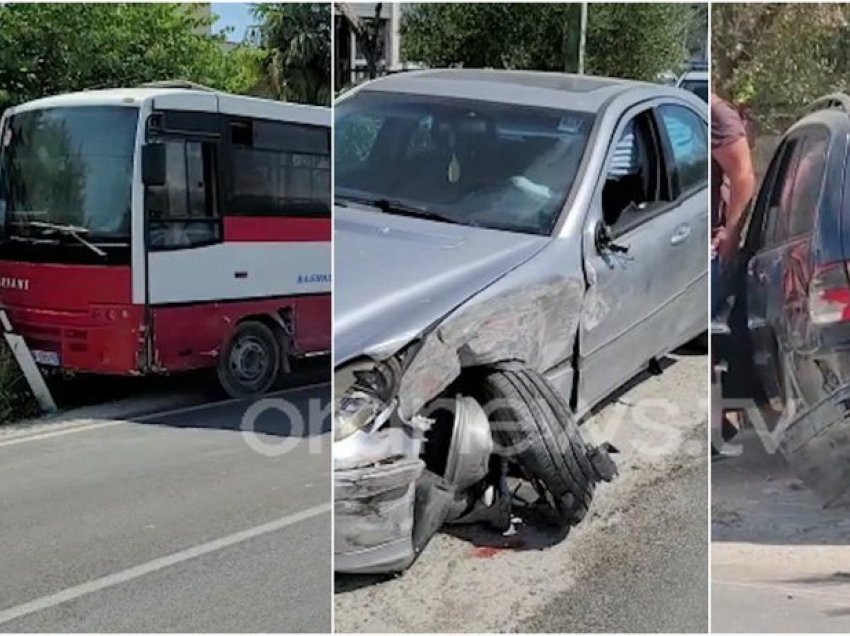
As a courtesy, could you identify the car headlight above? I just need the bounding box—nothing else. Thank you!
[334,390,385,441]
[334,358,401,441]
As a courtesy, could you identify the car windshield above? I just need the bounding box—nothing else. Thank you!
[335,90,593,235]
[680,79,708,102]
[0,105,138,239]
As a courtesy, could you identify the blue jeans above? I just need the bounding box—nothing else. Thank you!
[711,254,726,321]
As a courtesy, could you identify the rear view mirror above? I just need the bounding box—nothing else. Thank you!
[595,221,630,255]
[141,143,166,187]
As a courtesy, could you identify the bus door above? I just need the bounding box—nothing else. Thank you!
[141,106,225,370]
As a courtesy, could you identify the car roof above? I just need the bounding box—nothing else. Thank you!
[355,68,689,113]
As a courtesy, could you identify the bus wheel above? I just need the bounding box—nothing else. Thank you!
[217,320,281,398]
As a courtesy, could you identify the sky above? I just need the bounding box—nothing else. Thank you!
[211,3,254,43]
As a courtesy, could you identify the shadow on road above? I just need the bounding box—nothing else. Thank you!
[335,512,572,594]
[582,354,679,421]
[46,356,334,438]
[711,429,850,546]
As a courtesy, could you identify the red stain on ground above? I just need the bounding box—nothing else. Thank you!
[471,546,504,558]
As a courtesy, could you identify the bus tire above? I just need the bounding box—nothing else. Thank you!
[217,320,281,398]
[473,368,614,526]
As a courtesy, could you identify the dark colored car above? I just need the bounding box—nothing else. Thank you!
[724,93,850,507]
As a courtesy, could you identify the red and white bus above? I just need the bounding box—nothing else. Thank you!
[0,86,330,397]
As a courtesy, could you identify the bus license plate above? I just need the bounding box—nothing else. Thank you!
[32,350,60,366]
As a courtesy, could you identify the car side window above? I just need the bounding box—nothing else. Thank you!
[657,104,708,195]
[761,137,801,248]
[786,129,829,238]
[601,109,669,233]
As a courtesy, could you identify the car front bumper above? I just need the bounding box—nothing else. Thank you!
[333,426,424,574]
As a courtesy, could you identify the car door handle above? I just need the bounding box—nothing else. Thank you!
[670,224,691,245]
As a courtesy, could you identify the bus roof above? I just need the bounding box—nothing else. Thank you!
[6,88,330,127]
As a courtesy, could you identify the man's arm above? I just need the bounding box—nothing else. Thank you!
[713,136,755,262]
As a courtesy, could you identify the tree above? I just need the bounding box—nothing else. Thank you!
[0,3,255,111]
[585,3,693,80]
[713,3,850,126]
[336,3,385,80]
[400,3,697,81]
[249,3,331,106]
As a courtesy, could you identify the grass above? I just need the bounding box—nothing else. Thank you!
[0,341,39,424]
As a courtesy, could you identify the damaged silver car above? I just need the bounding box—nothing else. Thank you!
[334,69,708,574]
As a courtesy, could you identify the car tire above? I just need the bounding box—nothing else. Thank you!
[473,368,615,526]
[217,320,281,398]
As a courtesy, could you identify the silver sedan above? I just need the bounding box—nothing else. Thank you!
[334,69,708,574]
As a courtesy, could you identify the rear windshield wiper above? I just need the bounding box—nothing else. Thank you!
[340,196,462,225]
[19,220,107,257]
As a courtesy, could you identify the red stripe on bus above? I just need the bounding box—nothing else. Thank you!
[224,217,331,242]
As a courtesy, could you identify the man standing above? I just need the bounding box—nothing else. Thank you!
[711,93,755,320]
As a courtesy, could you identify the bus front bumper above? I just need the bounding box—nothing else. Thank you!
[1,304,146,375]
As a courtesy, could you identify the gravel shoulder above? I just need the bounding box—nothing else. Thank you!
[335,352,709,633]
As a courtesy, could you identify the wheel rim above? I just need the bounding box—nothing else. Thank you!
[229,335,269,385]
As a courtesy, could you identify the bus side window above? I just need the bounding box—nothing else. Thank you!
[147,139,220,250]
[227,118,330,218]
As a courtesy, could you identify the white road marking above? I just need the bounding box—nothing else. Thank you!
[0,381,330,448]
[0,502,330,626]
[713,578,850,607]
[0,421,122,448]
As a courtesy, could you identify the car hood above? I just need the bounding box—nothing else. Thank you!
[334,205,549,365]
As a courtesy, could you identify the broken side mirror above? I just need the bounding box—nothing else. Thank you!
[595,221,630,255]
[141,142,166,187]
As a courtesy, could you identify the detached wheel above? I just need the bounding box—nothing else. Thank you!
[217,320,280,398]
[474,368,616,526]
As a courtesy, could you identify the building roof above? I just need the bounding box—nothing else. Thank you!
[357,68,668,112]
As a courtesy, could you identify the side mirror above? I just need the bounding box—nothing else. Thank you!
[141,143,166,187]
[595,222,630,255]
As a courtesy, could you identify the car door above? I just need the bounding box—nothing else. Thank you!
[747,126,831,406]
[743,135,797,405]
[578,101,694,412]
[747,117,850,507]
[655,101,710,343]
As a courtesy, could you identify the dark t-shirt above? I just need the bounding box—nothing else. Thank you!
[711,96,747,228]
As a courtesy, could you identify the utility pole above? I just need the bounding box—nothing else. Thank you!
[578,2,588,75]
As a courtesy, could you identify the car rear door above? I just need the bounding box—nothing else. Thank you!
[747,124,835,406]
[655,101,710,342]
[578,99,705,412]
[745,133,803,405]
[746,113,850,507]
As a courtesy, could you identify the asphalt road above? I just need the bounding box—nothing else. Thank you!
[335,352,709,633]
[712,429,850,632]
[0,382,331,632]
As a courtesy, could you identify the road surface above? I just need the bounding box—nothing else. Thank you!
[335,351,709,633]
[0,381,331,632]
[712,429,850,632]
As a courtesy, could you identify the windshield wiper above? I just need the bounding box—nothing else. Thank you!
[21,220,107,257]
[340,195,462,225]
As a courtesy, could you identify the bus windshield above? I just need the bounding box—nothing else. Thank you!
[0,105,138,240]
